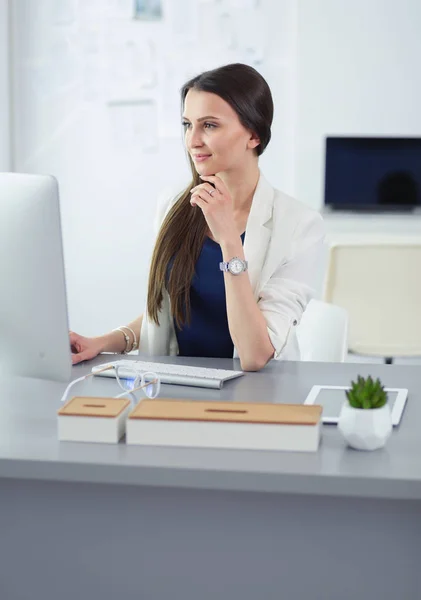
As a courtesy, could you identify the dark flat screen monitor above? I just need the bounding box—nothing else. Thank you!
[324,136,421,211]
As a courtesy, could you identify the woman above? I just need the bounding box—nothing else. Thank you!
[70,63,325,371]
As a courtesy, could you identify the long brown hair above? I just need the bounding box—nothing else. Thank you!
[147,63,274,329]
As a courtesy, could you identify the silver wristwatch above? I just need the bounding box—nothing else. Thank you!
[219,257,248,275]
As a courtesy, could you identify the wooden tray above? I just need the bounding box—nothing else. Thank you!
[129,399,322,425]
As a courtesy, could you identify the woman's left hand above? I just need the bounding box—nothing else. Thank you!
[190,175,238,245]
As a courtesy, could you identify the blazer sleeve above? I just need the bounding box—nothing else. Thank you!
[257,211,327,360]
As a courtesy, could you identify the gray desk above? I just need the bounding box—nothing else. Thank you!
[0,356,420,600]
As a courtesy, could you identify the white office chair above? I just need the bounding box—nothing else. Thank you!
[296,299,349,362]
[324,241,421,363]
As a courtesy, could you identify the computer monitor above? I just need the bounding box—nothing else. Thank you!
[324,136,421,211]
[0,172,72,382]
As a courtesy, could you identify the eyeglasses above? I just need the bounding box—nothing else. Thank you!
[60,364,161,406]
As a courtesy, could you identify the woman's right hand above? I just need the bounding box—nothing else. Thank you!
[69,331,103,365]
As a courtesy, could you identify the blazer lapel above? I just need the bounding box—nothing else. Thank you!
[243,173,274,299]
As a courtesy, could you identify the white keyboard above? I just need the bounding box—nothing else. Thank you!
[91,359,244,390]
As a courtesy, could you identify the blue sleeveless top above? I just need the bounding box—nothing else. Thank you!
[172,233,246,358]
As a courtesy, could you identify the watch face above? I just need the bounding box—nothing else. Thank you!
[228,258,244,275]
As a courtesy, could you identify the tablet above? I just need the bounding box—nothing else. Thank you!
[304,385,408,426]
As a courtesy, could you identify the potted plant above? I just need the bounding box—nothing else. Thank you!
[338,375,392,450]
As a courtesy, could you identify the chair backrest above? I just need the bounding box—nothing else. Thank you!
[324,242,421,357]
[296,299,348,362]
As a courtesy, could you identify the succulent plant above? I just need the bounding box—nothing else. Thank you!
[346,375,388,409]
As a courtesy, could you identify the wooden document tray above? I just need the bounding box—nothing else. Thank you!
[126,399,322,452]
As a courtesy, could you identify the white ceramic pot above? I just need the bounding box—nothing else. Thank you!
[338,403,392,450]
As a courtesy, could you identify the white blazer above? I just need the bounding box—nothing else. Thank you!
[139,172,326,361]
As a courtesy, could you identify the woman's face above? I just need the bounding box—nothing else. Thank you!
[182,89,259,176]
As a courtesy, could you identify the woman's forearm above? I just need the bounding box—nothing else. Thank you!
[221,238,274,371]
[95,314,143,353]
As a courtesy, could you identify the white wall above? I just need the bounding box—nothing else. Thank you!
[10,0,298,336]
[296,0,421,210]
[0,0,10,170]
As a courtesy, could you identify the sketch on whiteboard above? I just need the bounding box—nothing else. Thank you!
[31,35,78,99]
[218,12,237,50]
[165,0,198,41]
[76,23,105,103]
[105,36,157,100]
[77,0,106,22]
[105,0,135,20]
[234,7,267,65]
[134,0,163,20]
[108,99,159,152]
